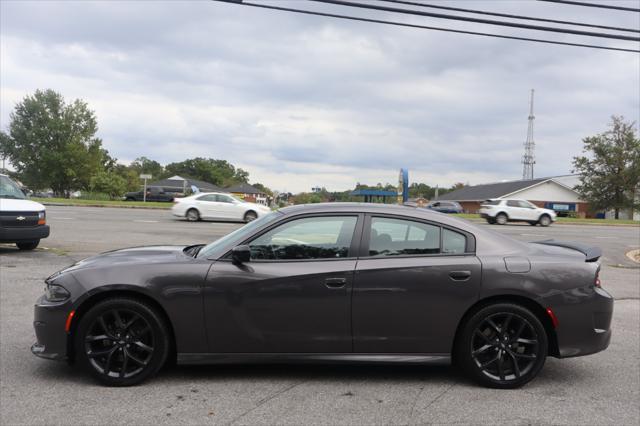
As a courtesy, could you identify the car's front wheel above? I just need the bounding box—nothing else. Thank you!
[495,213,508,225]
[455,303,548,389]
[538,215,551,227]
[75,297,170,386]
[244,210,258,222]
[16,240,39,250]
[186,208,200,222]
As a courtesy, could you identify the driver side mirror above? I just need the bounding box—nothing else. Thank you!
[231,245,251,264]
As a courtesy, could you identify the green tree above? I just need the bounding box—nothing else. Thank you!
[112,164,141,192]
[252,182,273,197]
[573,116,640,219]
[89,170,127,199]
[2,89,113,196]
[164,158,249,186]
[130,156,164,180]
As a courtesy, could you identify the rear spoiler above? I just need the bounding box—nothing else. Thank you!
[532,239,602,262]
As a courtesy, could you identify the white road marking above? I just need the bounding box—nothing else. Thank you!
[133,220,159,223]
[521,233,546,237]
[595,236,616,239]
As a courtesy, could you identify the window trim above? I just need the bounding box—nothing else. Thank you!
[359,213,476,259]
[220,212,365,263]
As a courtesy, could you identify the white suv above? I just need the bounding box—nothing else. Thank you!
[479,199,556,226]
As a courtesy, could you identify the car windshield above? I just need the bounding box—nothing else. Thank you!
[0,176,26,200]
[230,194,245,203]
[197,211,281,258]
[483,200,501,205]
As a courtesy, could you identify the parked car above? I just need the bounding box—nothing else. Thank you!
[32,203,611,388]
[479,199,557,226]
[172,192,271,222]
[123,188,174,202]
[0,174,50,250]
[425,200,463,214]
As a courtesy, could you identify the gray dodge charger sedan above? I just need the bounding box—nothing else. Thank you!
[32,203,613,388]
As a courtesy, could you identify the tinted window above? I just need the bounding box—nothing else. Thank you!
[249,216,357,260]
[484,200,501,205]
[369,217,440,256]
[442,228,467,254]
[506,200,520,207]
[216,195,234,203]
[197,194,216,202]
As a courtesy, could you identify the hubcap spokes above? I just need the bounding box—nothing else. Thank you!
[85,309,154,379]
[471,313,539,382]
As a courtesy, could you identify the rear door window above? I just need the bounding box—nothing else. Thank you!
[442,228,467,254]
[369,217,440,256]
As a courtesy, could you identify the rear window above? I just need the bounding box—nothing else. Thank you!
[483,200,501,205]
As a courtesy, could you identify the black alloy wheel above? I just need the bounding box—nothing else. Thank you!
[456,303,547,389]
[244,211,258,222]
[75,298,169,386]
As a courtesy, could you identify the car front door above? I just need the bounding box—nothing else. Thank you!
[203,214,362,353]
[215,194,241,220]
[195,194,219,219]
[352,215,481,353]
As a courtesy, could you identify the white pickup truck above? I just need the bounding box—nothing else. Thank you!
[0,174,50,250]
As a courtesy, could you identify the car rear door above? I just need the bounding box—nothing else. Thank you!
[352,214,481,354]
[203,214,363,353]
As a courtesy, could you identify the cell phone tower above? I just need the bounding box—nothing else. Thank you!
[522,89,536,180]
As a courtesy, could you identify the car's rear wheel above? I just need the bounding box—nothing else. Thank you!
[455,303,547,389]
[538,215,551,227]
[495,213,508,225]
[186,208,200,222]
[244,210,258,222]
[16,240,39,250]
[75,298,170,386]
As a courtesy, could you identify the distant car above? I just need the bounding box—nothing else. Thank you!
[172,192,271,222]
[425,201,464,214]
[124,188,174,202]
[479,199,556,226]
[32,203,612,388]
[0,174,50,250]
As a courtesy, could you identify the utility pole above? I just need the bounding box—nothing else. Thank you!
[522,89,536,180]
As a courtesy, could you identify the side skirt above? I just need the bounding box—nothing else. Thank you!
[177,353,451,365]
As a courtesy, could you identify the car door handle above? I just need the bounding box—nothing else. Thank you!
[325,278,347,288]
[449,271,471,281]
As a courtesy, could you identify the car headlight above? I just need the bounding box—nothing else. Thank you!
[45,283,70,302]
[38,211,46,225]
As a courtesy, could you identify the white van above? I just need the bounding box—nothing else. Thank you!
[0,174,50,250]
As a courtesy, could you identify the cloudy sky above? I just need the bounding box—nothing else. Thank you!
[1,0,639,192]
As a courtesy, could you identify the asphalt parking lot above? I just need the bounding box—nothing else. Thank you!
[1,205,639,425]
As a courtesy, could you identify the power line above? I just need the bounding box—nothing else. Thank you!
[211,0,640,53]
[538,0,640,13]
[308,0,640,41]
[380,0,640,33]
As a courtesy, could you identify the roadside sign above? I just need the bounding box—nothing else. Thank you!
[139,174,152,179]
[139,174,152,202]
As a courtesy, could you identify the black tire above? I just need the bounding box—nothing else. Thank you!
[16,240,39,250]
[125,197,135,202]
[186,208,200,222]
[538,214,551,227]
[244,210,258,222]
[486,218,496,225]
[529,221,538,226]
[74,298,170,387]
[455,303,547,389]
[495,213,508,225]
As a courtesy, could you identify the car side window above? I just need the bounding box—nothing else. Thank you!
[216,195,234,203]
[248,216,357,260]
[506,200,520,207]
[442,228,467,254]
[197,195,216,202]
[369,217,440,256]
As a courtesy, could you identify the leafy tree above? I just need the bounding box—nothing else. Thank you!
[164,157,249,186]
[112,164,141,192]
[90,170,127,199]
[572,116,640,219]
[293,192,325,204]
[252,182,273,197]
[129,156,164,180]
[1,89,113,196]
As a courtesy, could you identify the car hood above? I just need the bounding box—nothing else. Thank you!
[53,245,190,276]
[0,198,46,211]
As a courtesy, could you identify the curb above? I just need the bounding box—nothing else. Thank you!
[41,202,170,210]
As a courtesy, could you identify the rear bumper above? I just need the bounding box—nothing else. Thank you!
[31,295,70,361]
[0,225,49,243]
[542,286,613,358]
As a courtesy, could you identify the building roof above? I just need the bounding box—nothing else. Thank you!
[436,176,580,201]
[225,183,263,194]
[149,176,225,192]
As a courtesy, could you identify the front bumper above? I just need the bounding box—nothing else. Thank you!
[31,295,72,361]
[543,286,614,358]
[0,225,50,243]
